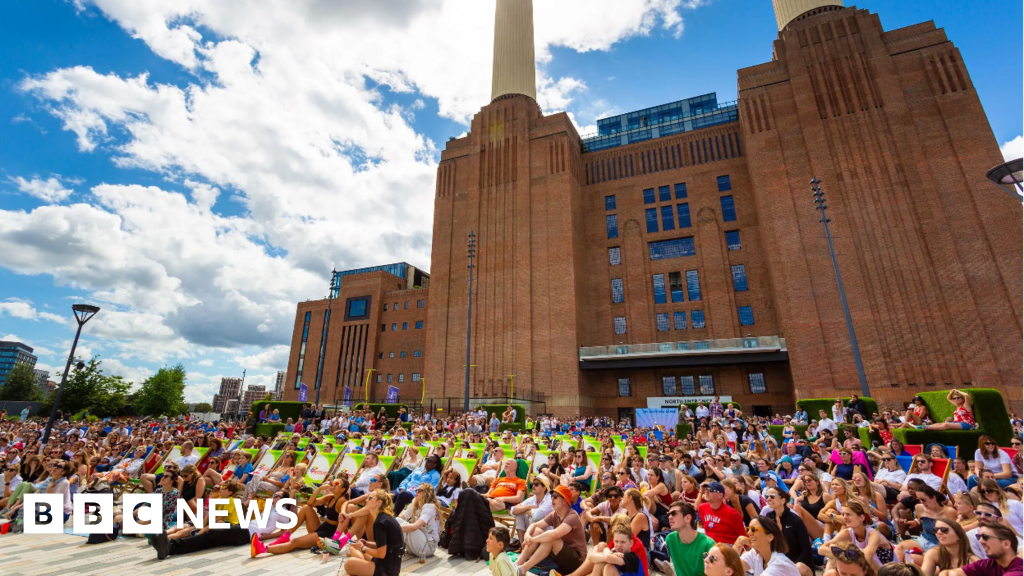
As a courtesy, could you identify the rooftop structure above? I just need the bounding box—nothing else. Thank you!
[582,93,739,153]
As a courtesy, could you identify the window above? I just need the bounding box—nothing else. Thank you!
[611,278,625,304]
[732,265,748,291]
[381,324,386,332]
[400,351,406,358]
[643,188,656,204]
[662,376,678,395]
[609,247,621,266]
[605,195,617,210]
[686,270,701,301]
[389,352,395,358]
[415,321,424,329]
[691,310,706,329]
[680,375,696,395]
[652,274,667,304]
[618,378,632,397]
[668,272,684,303]
[294,311,312,388]
[378,352,384,359]
[645,208,659,233]
[404,301,409,309]
[376,374,382,383]
[398,373,405,383]
[674,183,687,199]
[346,296,371,320]
[738,306,755,326]
[721,196,736,222]
[412,373,421,382]
[387,374,393,383]
[614,317,627,335]
[717,175,732,192]
[649,237,695,260]
[656,313,670,331]
[661,206,675,231]
[413,350,422,357]
[726,230,741,251]
[417,300,425,308]
[658,185,671,202]
[402,322,408,330]
[606,215,619,239]
[392,323,398,331]
[384,304,388,311]
[749,373,766,394]
[699,375,715,394]
[677,203,691,228]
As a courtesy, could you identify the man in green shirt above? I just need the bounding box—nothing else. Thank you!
[656,501,716,576]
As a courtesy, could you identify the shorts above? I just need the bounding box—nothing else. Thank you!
[553,544,585,573]
[957,422,975,430]
[882,486,900,503]
[316,521,337,538]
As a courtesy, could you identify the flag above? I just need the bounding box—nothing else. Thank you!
[344,386,352,406]
[386,385,399,404]
[298,382,308,402]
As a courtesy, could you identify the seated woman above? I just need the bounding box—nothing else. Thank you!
[243,451,297,502]
[971,436,1019,489]
[341,474,390,538]
[895,485,957,564]
[392,455,442,516]
[250,475,350,556]
[900,397,930,429]
[926,390,975,431]
[90,445,149,487]
[110,470,180,539]
[341,491,405,576]
[397,483,441,562]
[919,518,978,576]
[818,500,894,572]
[202,456,224,488]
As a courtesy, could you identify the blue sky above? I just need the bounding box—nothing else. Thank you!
[0,0,1020,402]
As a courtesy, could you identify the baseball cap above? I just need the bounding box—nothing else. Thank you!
[705,481,725,494]
[730,454,741,461]
[552,485,573,503]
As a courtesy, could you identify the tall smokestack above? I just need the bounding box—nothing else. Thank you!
[491,0,537,102]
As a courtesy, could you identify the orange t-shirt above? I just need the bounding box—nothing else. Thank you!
[489,477,526,499]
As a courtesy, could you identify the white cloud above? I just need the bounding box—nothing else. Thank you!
[196,359,214,366]
[8,176,75,202]
[0,299,71,325]
[1001,135,1023,162]
[233,344,290,371]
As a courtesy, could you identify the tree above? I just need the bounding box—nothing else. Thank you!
[0,362,43,402]
[133,364,188,417]
[50,357,131,417]
[193,402,213,413]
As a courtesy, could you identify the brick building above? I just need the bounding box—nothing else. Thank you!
[284,0,1021,418]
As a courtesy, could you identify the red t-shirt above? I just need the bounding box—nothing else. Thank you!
[698,501,746,544]
[962,558,1023,576]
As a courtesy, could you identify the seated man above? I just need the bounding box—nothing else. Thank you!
[582,485,624,545]
[351,453,386,497]
[484,459,527,512]
[470,447,506,488]
[516,486,588,575]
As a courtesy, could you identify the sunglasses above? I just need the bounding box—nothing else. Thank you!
[915,460,929,465]
[881,457,894,462]
[830,546,862,561]
[668,510,681,518]
[978,489,996,495]
[978,534,999,542]
[747,525,764,536]
[985,442,996,446]
[935,526,951,535]
[703,552,717,564]
[976,511,1000,518]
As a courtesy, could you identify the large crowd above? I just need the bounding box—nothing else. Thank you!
[0,388,1022,576]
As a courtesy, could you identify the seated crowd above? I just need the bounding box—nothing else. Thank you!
[0,391,1021,576]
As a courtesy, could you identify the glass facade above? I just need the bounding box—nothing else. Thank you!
[699,375,715,395]
[680,375,696,395]
[583,93,740,152]
[649,237,695,260]
[662,376,677,395]
[294,311,311,388]
[0,342,37,387]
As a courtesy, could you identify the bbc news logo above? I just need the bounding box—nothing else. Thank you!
[23,494,300,534]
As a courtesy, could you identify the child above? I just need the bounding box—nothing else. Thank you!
[487,527,516,576]
[558,524,644,576]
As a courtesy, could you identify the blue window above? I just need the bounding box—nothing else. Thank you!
[674,183,687,199]
[749,373,766,394]
[721,196,736,222]
[417,300,425,308]
[412,373,421,382]
[346,297,370,320]
[392,323,398,331]
[614,317,627,335]
[649,237,695,260]
[656,313,670,331]
[662,376,677,395]
[387,374,393,383]
[401,322,408,330]
[677,203,691,228]
[646,209,659,233]
[699,374,715,394]
[673,311,687,330]
[618,378,631,396]
[643,188,656,204]
[606,215,619,239]
[605,195,616,210]
[732,265,748,291]
[691,310,706,329]
[400,351,406,358]
[658,185,671,202]
[652,274,667,304]
[609,247,621,266]
[415,321,424,329]
[669,272,684,303]
[726,230,741,250]
[611,278,624,304]
[686,270,701,301]
[738,306,755,326]
[661,206,675,231]
[413,350,422,357]
[680,376,696,395]
[717,175,732,192]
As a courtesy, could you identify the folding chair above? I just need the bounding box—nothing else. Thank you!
[904,445,923,457]
[111,445,156,499]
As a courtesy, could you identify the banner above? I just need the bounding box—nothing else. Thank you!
[635,408,680,430]
[343,386,352,406]
[298,382,308,402]
[386,385,399,404]
[645,395,732,409]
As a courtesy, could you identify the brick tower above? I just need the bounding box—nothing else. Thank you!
[424,0,588,412]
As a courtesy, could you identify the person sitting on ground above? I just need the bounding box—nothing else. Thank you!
[251,476,349,556]
[516,485,588,575]
[826,542,877,576]
[819,500,895,571]
[920,518,980,576]
[397,483,441,562]
[734,515,802,576]
[514,474,554,542]
[699,481,748,544]
[487,527,516,576]
[762,485,815,576]
[583,484,624,546]
[654,500,716,576]
[340,490,405,576]
[152,480,251,559]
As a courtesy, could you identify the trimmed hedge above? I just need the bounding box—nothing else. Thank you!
[254,423,286,438]
[891,388,1012,458]
[354,403,409,422]
[499,423,524,434]
[250,401,303,422]
[675,423,692,439]
[795,397,879,421]
[481,404,526,425]
[768,425,809,444]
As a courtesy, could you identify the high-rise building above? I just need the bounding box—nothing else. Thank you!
[241,385,267,413]
[211,377,243,413]
[33,369,49,389]
[274,371,286,400]
[0,341,37,386]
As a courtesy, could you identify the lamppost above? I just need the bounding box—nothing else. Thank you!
[986,158,1023,202]
[811,177,870,398]
[314,269,338,406]
[42,304,100,446]
[464,231,477,413]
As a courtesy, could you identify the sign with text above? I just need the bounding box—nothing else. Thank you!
[646,396,733,409]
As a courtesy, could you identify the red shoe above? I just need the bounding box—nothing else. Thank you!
[251,534,268,557]
[270,532,291,546]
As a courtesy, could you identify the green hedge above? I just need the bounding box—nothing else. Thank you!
[768,425,809,444]
[891,388,1012,458]
[795,397,879,421]
[401,421,413,431]
[675,423,692,439]
[250,401,303,422]
[354,403,409,422]
[254,423,286,438]
[499,423,524,433]
[481,404,526,425]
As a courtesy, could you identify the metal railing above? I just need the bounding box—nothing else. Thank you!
[579,336,786,359]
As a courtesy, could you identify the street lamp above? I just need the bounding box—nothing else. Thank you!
[314,269,338,406]
[42,304,100,446]
[464,231,476,413]
[986,158,1023,202]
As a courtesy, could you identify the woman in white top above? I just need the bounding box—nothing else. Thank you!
[511,475,553,541]
[398,483,440,562]
[734,516,802,576]
[977,479,1023,538]
[972,436,1018,489]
